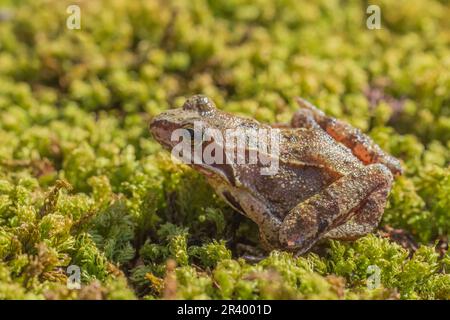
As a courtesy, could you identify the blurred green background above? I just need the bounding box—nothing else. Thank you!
[0,0,448,299]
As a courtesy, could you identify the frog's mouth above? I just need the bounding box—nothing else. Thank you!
[194,163,237,187]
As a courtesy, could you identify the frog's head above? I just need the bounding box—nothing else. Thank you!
[150,95,214,148]
[150,95,265,187]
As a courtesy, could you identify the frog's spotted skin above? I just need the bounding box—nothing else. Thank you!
[150,95,402,254]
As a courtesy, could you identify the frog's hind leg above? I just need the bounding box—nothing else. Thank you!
[323,181,391,240]
[279,164,393,255]
[294,97,402,176]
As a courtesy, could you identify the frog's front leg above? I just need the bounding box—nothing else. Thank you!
[279,164,393,254]
[293,97,402,175]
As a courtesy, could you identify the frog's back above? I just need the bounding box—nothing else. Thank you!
[249,164,333,217]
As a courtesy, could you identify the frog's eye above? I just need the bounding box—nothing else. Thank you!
[182,95,216,114]
[182,124,203,147]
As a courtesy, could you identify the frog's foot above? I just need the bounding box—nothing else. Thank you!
[293,97,402,176]
[323,179,391,240]
[279,164,393,255]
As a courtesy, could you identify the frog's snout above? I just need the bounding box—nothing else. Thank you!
[149,115,171,146]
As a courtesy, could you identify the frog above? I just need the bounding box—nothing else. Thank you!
[150,95,402,254]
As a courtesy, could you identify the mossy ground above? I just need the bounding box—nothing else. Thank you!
[0,0,449,299]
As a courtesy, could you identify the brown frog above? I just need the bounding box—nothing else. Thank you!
[150,95,402,254]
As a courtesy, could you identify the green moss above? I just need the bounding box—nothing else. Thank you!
[0,0,448,299]
[190,240,232,268]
